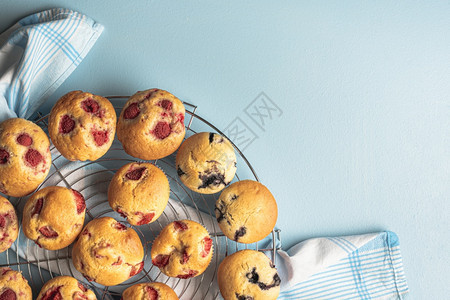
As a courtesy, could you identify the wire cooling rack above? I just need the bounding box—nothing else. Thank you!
[0,97,282,299]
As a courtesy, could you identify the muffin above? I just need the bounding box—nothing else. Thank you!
[151,220,213,279]
[0,196,19,253]
[0,267,32,300]
[217,250,281,300]
[215,180,277,244]
[122,282,178,300]
[22,186,86,250]
[48,90,116,161]
[36,276,96,300]
[0,118,51,197]
[176,132,236,194]
[108,162,170,226]
[72,217,144,286]
[116,89,186,160]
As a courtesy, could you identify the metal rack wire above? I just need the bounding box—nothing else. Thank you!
[0,96,282,299]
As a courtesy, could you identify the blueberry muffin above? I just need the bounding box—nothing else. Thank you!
[36,276,96,300]
[151,220,213,279]
[215,180,277,244]
[117,89,186,160]
[217,250,281,300]
[0,196,19,253]
[0,267,32,300]
[22,186,86,250]
[72,217,144,286]
[176,132,236,194]
[108,162,170,226]
[0,118,51,197]
[122,282,178,300]
[48,90,116,161]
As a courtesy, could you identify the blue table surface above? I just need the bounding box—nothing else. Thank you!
[2,1,449,298]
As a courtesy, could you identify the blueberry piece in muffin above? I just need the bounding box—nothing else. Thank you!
[234,226,247,242]
[198,169,226,190]
[215,180,277,244]
[246,267,281,290]
[218,250,281,300]
[235,294,254,300]
[176,132,236,194]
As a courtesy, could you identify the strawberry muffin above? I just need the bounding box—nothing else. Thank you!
[72,217,144,286]
[215,180,277,244]
[217,250,281,300]
[0,267,32,300]
[0,196,19,253]
[122,282,178,300]
[176,132,237,194]
[48,90,116,161]
[22,186,86,250]
[116,89,185,160]
[151,220,213,279]
[108,162,170,226]
[0,118,51,197]
[36,276,96,300]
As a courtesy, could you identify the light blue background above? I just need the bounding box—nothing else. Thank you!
[2,1,449,298]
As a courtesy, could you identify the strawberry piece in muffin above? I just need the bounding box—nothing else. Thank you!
[117,89,186,160]
[0,197,19,253]
[122,282,179,300]
[71,217,144,286]
[0,118,51,197]
[108,162,170,226]
[36,276,96,300]
[151,220,213,279]
[48,91,116,161]
[22,186,86,251]
[0,268,32,299]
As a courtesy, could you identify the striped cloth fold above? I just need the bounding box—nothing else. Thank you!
[0,8,104,122]
[277,231,409,299]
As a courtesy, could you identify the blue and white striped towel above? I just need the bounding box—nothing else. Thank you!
[0,8,103,121]
[276,231,409,299]
[0,8,409,300]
